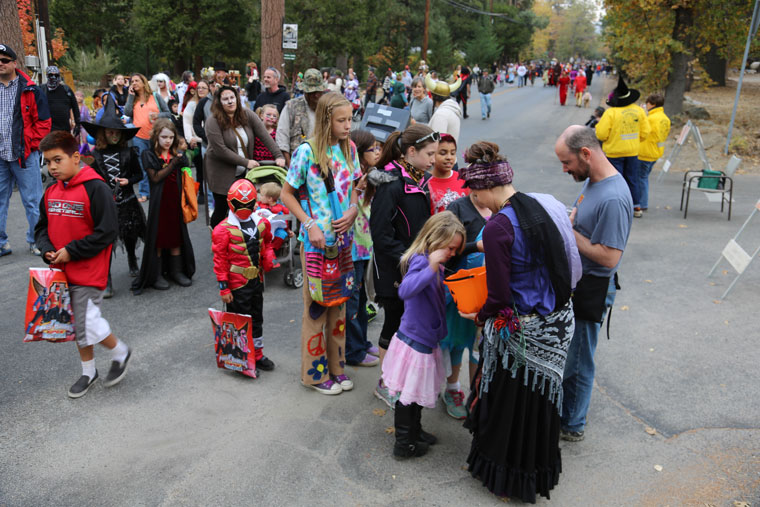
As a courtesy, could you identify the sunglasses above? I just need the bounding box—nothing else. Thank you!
[0,58,14,64]
[415,131,441,145]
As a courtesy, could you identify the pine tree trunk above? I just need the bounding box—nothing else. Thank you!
[261,0,283,74]
[664,6,694,117]
[699,46,727,86]
[0,0,28,72]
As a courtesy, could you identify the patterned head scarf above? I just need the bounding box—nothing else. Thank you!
[46,65,61,90]
[458,159,514,189]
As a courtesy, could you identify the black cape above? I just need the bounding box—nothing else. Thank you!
[132,150,195,294]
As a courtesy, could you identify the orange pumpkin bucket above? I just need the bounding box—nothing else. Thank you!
[443,266,488,314]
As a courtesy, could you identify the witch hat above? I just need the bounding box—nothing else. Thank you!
[606,75,640,107]
[81,95,140,141]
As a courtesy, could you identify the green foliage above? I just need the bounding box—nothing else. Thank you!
[463,24,501,67]
[60,47,118,84]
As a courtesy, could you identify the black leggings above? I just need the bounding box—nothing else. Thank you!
[377,296,404,350]
[210,192,228,229]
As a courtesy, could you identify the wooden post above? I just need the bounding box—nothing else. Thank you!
[422,0,430,62]
[261,0,284,73]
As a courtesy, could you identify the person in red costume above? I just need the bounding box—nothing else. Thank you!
[212,179,276,372]
[255,181,293,268]
[574,70,587,108]
[558,71,571,106]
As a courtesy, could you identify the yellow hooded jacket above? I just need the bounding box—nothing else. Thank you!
[639,107,671,162]
[595,103,651,158]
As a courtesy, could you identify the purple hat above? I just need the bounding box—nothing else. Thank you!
[458,159,514,189]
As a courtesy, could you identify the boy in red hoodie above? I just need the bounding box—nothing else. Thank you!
[35,131,132,398]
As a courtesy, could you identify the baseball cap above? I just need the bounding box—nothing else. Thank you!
[0,44,17,61]
[302,68,326,94]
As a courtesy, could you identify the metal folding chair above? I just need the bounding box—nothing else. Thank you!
[680,155,741,220]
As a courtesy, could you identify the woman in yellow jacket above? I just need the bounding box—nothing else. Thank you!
[595,76,650,217]
[638,94,670,211]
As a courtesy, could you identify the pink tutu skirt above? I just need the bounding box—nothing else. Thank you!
[382,333,445,409]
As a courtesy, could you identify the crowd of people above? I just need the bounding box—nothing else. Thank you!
[1,39,673,502]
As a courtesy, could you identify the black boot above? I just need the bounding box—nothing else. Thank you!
[103,273,114,299]
[413,404,437,445]
[168,255,192,287]
[393,401,429,459]
[127,251,139,277]
[153,273,170,290]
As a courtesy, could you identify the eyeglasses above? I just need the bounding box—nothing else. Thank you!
[368,146,382,153]
[0,58,14,64]
[415,131,441,145]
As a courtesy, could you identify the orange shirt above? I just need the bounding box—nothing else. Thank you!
[133,94,159,140]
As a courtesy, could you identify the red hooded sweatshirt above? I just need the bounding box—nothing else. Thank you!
[34,165,118,290]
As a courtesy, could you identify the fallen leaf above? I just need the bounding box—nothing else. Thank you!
[664,205,672,210]
[678,224,688,228]
[391,474,396,480]
[289,319,295,323]
[645,279,652,283]
[645,427,657,436]
[372,408,386,416]
[722,270,729,275]
[461,465,468,471]
[654,464,663,472]
[709,282,716,286]
[649,348,655,352]
[724,320,729,325]
[385,426,395,434]
[733,502,750,507]
[620,305,629,311]
[713,300,722,304]
[720,383,726,388]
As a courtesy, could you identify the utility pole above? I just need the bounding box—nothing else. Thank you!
[422,0,430,62]
[261,0,284,75]
[36,0,53,62]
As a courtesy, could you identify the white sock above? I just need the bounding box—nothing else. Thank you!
[111,339,128,364]
[447,381,461,392]
[81,359,96,379]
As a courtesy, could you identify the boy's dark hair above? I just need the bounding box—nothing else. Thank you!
[646,94,664,108]
[40,131,78,156]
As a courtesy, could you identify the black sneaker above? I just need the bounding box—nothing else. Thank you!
[560,428,585,442]
[257,356,275,371]
[104,349,131,387]
[68,371,98,399]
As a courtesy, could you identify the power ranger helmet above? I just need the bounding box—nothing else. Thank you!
[227,179,257,220]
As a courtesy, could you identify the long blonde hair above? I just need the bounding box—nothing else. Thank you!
[400,211,465,275]
[311,92,355,177]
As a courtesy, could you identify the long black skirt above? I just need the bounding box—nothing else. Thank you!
[464,353,562,504]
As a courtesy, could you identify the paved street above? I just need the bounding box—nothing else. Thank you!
[1,76,758,506]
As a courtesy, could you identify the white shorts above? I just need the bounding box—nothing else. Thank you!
[70,285,112,347]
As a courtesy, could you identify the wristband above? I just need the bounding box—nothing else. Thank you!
[304,218,315,231]
[218,281,228,290]
[347,203,358,212]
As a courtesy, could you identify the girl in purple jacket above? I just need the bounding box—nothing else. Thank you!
[381,211,465,459]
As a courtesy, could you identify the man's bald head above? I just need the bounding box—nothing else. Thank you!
[555,124,614,183]
[556,125,602,155]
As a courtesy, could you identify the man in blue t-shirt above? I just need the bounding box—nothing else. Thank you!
[554,125,633,441]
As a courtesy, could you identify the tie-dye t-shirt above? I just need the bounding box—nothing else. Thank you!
[286,141,362,245]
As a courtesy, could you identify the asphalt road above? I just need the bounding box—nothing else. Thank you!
[1,75,758,506]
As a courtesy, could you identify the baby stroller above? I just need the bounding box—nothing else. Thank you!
[244,164,303,289]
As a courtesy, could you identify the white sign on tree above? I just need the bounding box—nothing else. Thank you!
[283,24,298,50]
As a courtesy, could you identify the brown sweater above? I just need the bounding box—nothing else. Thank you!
[204,108,283,194]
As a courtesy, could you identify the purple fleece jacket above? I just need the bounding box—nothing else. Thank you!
[397,253,447,348]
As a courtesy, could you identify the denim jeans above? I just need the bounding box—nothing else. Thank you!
[346,259,372,363]
[638,160,655,210]
[608,155,640,208]
[561,277,617,432]
[479,93,492,118]
[132,136,151,198]
[0,151,43,247]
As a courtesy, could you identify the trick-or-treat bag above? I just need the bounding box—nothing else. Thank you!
[24,268,76,343]
[208,308,256,378]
